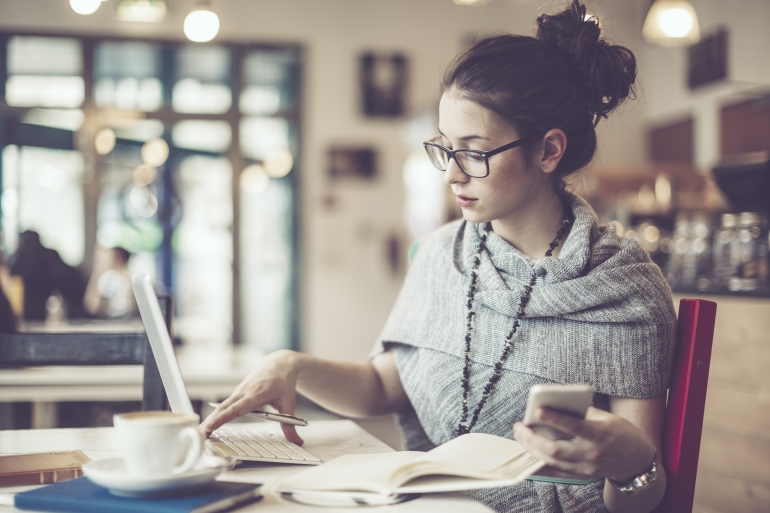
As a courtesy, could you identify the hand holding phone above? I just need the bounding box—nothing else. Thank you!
[523,384,594,440]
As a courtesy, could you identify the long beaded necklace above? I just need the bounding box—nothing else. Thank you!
[457,214,572,436]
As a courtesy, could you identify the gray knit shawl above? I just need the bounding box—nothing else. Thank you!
[372,194,676,512]
[374,193,677,399]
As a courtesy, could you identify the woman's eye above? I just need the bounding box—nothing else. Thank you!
[467,153,484,162]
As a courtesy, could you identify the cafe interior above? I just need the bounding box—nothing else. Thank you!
[0,0,768,512]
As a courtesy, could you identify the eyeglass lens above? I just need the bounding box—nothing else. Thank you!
[425,145,487,178]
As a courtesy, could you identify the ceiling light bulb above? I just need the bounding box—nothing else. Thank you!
[584,12,602,29]
[70,0,104,15]
[116,0,167,23]
[658,8,693,38]
[642,0,700,47]
[183,8,220,43]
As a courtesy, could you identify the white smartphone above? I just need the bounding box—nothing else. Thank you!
[523,384,594,440]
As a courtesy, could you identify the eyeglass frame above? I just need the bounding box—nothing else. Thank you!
[423,133,542,178]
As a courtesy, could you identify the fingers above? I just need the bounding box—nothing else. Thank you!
[201,396,257,436]
[200,395,238,435]
[280,423,304,446]
[513,423,586,462]
[513,423,601,477]
[272,397,304,446]
[536,407,597,440]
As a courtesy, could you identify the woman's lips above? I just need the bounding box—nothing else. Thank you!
[455,195,477,208]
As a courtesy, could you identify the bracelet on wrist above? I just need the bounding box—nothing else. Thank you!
[607,450,658,495]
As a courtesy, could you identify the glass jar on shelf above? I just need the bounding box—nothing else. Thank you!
[688,212,714,291]
[729,212,769,291]
[667,214,690,288]
[712,213,739,290]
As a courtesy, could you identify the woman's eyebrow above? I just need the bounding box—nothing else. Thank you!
[437,129,489,141]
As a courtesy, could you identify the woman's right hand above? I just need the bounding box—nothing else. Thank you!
[199,349,305,445]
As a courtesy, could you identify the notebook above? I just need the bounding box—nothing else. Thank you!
[276,433,545,499]
[14,477,262,513]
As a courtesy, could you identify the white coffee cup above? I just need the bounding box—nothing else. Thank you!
[113,411,204,478]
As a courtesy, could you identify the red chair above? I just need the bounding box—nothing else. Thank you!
[654,298,717,513]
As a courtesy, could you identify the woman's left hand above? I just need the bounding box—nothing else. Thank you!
[513,406,656,483]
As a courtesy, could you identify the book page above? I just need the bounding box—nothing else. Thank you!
[276,434,547,497]
[391,433,532,486]
[393,453,545,494]
[275,452,422,496]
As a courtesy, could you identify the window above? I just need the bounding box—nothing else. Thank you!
[241,50,297,115]
[2,145,85,265]
[173,45,232,114]
[94,41,163,111]
[1,34,302,351]
[238,48,299,352]
[5,36,84,108]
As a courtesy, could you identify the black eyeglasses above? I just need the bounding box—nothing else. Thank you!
[423,133,541,178]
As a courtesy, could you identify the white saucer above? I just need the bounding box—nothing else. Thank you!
[83,455,229,497]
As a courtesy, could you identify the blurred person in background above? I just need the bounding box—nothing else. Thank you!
[84,246,137,319]
[7,231,88,321]
[0,286,16,333]
[0,254,18,333]
[203,2,673,512]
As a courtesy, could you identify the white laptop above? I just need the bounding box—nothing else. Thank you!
[131,274,321,466]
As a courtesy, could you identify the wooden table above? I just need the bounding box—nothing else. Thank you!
[0,420,493,512]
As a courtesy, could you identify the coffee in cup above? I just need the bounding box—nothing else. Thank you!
[113,411,204,478]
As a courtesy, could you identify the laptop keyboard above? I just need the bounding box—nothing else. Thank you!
[212,427,322,464]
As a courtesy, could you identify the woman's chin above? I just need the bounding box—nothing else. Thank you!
[461,209,492,225]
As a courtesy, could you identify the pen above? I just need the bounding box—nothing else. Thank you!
[208,402,309,426]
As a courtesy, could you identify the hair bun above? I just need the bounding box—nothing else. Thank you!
[536,0,636,123]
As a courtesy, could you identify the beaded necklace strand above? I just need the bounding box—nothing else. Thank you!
[457,215,572,436]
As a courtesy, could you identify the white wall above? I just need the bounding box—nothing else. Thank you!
[638,0,770,168]
[0,0,649,361]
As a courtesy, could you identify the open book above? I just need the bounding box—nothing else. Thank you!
[275,433,545,500]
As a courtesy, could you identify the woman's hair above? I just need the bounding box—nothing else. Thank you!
[442,0,637,188]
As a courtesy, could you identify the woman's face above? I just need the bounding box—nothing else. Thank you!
[437,91,553,225]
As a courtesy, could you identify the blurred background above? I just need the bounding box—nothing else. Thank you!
[0,1,768,511]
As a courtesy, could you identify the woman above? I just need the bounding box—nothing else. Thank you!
[202,2,676,512]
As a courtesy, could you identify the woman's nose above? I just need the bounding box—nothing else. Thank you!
[443,157,468,186]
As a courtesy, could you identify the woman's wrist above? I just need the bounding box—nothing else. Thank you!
[608,441,656,484]
[274,349,310,385]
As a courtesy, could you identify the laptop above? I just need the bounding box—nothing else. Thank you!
[131,274,322,466]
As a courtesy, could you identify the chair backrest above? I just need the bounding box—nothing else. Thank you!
[656,298,717,513]
[0,295,174,413]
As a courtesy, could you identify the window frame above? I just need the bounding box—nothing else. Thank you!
[0,30,304,350]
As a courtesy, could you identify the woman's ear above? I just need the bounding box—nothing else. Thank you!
[537,129,567,175]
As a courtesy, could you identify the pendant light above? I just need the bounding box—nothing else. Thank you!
[642,0,701,47]
[70,0,105,15]
[183,1,220,43]
[116,0,167,23]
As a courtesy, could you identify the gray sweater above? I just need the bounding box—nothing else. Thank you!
[372,193,676,513]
